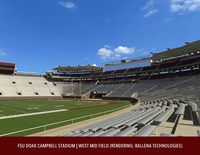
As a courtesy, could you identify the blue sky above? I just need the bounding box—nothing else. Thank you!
[0,0,200,73]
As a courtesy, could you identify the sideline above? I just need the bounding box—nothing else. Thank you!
[0,109,68,120]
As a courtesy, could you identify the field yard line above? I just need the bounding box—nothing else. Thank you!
[27,107,39,110]
[0,109,68,120]
[54,105,64,107]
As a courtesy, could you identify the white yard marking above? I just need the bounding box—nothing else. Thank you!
[27,107,39,110]
[54,105,64,107]
[0,109,68,120]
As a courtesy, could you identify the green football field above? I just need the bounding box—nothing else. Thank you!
[0,99,131,136]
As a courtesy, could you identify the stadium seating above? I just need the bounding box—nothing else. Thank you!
[62,73,200,136]
[59,74,200,105]
[65,98,171,136]
[0,75,60,97]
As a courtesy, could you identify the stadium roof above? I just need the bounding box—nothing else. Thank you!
[54,65,102,73]
[105,57,151,66]
[152,40,200,61]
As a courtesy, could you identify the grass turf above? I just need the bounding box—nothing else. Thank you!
[0,99,131,136]
[0,99,110,116]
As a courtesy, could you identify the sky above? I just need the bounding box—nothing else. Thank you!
[0,0,200,73]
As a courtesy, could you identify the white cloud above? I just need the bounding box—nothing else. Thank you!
[142,0,159,18]
[170,0,200,13]
[97,45,135,60]
[0,50,7,56]
[91,64,97,67]
[142,0,156,10]
[97,46,112,60]
[143,9,158,18]
[59,1,77,10]
[114,46,135,54]
[114,53,121,58]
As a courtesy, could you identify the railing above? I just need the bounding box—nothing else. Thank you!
[0,105,130,137]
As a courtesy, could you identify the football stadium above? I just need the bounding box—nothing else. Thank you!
[0,40,200,137]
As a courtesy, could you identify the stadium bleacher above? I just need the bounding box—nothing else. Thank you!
[0,74,60,97]
[66,94,199,136]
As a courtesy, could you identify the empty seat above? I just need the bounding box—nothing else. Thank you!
[116,127,137,136]
[135,125,157,136]
[175,104,186,115]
